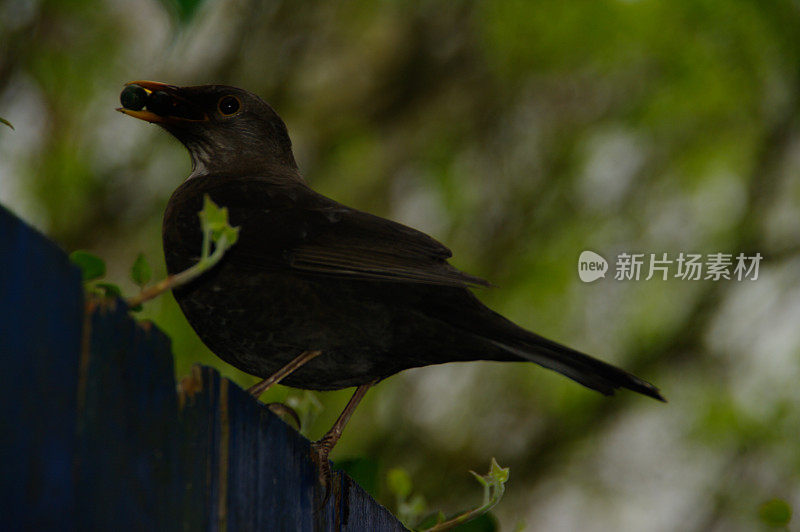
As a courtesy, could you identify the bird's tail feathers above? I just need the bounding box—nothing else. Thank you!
[491,334,665,402]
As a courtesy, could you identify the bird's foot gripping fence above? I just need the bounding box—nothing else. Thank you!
[0,204,406,531]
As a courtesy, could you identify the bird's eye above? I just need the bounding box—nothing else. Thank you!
[218,96,240,116]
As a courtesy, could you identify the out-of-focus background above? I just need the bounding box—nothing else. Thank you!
[3,1,800,530]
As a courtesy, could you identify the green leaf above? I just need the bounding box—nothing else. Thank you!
[387,467,413,499]
[130,252,152,288]
[69,250,106,281]
[0,116,13,130]
[199,194,240,254]
[488,458,510,484]
[94,282,122,299]
[470,458,510,496]
[199,195,227,234]
[759,499,792,527]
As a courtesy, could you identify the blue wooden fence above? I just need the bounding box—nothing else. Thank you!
[0,205,406,531]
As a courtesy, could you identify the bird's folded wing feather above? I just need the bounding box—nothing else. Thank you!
[288,208,490,287]
[230,182,490,288]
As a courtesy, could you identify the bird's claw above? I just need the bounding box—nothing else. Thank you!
[266,402,302,429]
[310,437,335,508]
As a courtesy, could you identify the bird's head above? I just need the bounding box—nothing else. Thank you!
[118,81,298,177]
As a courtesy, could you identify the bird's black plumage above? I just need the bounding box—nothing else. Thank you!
[122,81,664,402]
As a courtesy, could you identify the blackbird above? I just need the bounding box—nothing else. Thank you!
[118,81,664,485]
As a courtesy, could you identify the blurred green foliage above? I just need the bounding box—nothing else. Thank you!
[759,498,792,528]
[158,0,206,25]
[379,460,506,531]
[4,0,800,529]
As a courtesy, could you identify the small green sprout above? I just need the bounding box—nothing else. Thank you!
[72,196,239,309]
[126,195,239,308]
[387,458,509,532]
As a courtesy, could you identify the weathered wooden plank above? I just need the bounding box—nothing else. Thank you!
[178,366,407,531]
[176,365,222,531]
[337,474,407,532]
[75,300,181,531]
[0,205,83,532]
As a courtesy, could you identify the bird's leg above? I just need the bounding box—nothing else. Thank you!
[310,380,377,505]
[247,349,322,397]
[248,350,322,429]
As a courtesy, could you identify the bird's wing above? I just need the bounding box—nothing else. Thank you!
[229,180,490,288]
[287,208,491,287]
